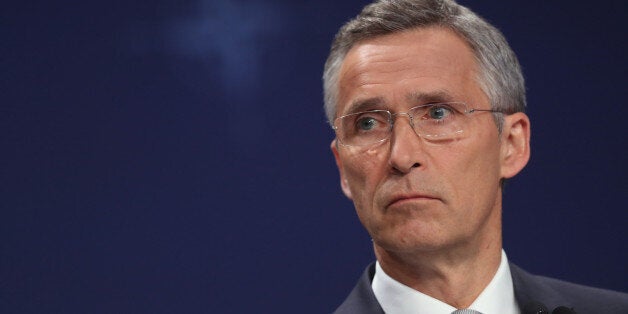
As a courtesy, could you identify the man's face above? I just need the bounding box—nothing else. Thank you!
[331,27,527,254]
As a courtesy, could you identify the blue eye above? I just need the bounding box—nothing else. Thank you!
[356,117,378,130]
[428,106,452,120]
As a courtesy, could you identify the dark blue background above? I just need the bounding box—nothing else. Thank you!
[2,0,626,313]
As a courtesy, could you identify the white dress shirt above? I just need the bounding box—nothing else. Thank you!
[372,250,520,314]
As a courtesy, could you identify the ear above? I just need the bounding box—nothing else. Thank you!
[500,112,531,179]
[331,139,353,200]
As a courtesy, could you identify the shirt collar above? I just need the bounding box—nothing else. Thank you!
[371,250,520,314]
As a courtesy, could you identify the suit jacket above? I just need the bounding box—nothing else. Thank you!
[333,262,628,314]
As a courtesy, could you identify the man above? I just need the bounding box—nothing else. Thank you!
[323,0,628,313]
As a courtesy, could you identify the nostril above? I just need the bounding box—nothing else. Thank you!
[411,163,420,168]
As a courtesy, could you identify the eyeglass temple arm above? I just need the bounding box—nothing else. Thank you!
[468,108,505,114]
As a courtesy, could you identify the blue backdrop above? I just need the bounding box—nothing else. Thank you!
[2,0,626,313]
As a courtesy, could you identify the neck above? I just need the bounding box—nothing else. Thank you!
[374,227,502,308]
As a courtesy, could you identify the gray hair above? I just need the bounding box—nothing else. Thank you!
[323,0,526,131]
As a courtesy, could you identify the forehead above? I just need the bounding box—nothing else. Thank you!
[337,27,482,115]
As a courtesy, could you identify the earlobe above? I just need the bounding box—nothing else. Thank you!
[500,112,531,179]
[331,140,353,200]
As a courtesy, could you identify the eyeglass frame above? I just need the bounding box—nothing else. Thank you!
[331,102,506,147]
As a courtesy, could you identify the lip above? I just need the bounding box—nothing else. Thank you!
[386,194,440,209]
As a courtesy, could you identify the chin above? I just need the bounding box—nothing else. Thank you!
[371,226,452,254]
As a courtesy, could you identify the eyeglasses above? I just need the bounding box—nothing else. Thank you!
[332,102,504,147]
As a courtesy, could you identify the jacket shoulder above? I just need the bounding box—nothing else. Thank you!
[333,263,384,314]
[510,263,628,313]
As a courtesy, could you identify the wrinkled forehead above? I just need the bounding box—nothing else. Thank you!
[336,27,481,116]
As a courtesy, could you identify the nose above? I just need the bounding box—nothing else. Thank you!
[388,115,424,174]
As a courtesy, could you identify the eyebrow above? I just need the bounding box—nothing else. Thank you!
[343,97,386,115]
[342,90,456,116]
[406,90,455,104]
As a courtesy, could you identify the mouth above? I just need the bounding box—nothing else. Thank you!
[386,194,440,209]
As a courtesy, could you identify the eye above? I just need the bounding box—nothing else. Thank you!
[427,105,453,120]
[356,116,378,131]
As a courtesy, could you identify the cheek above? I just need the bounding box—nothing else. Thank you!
[342,148,388,198]
[445,137,502,207]
[430,129,499,178]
